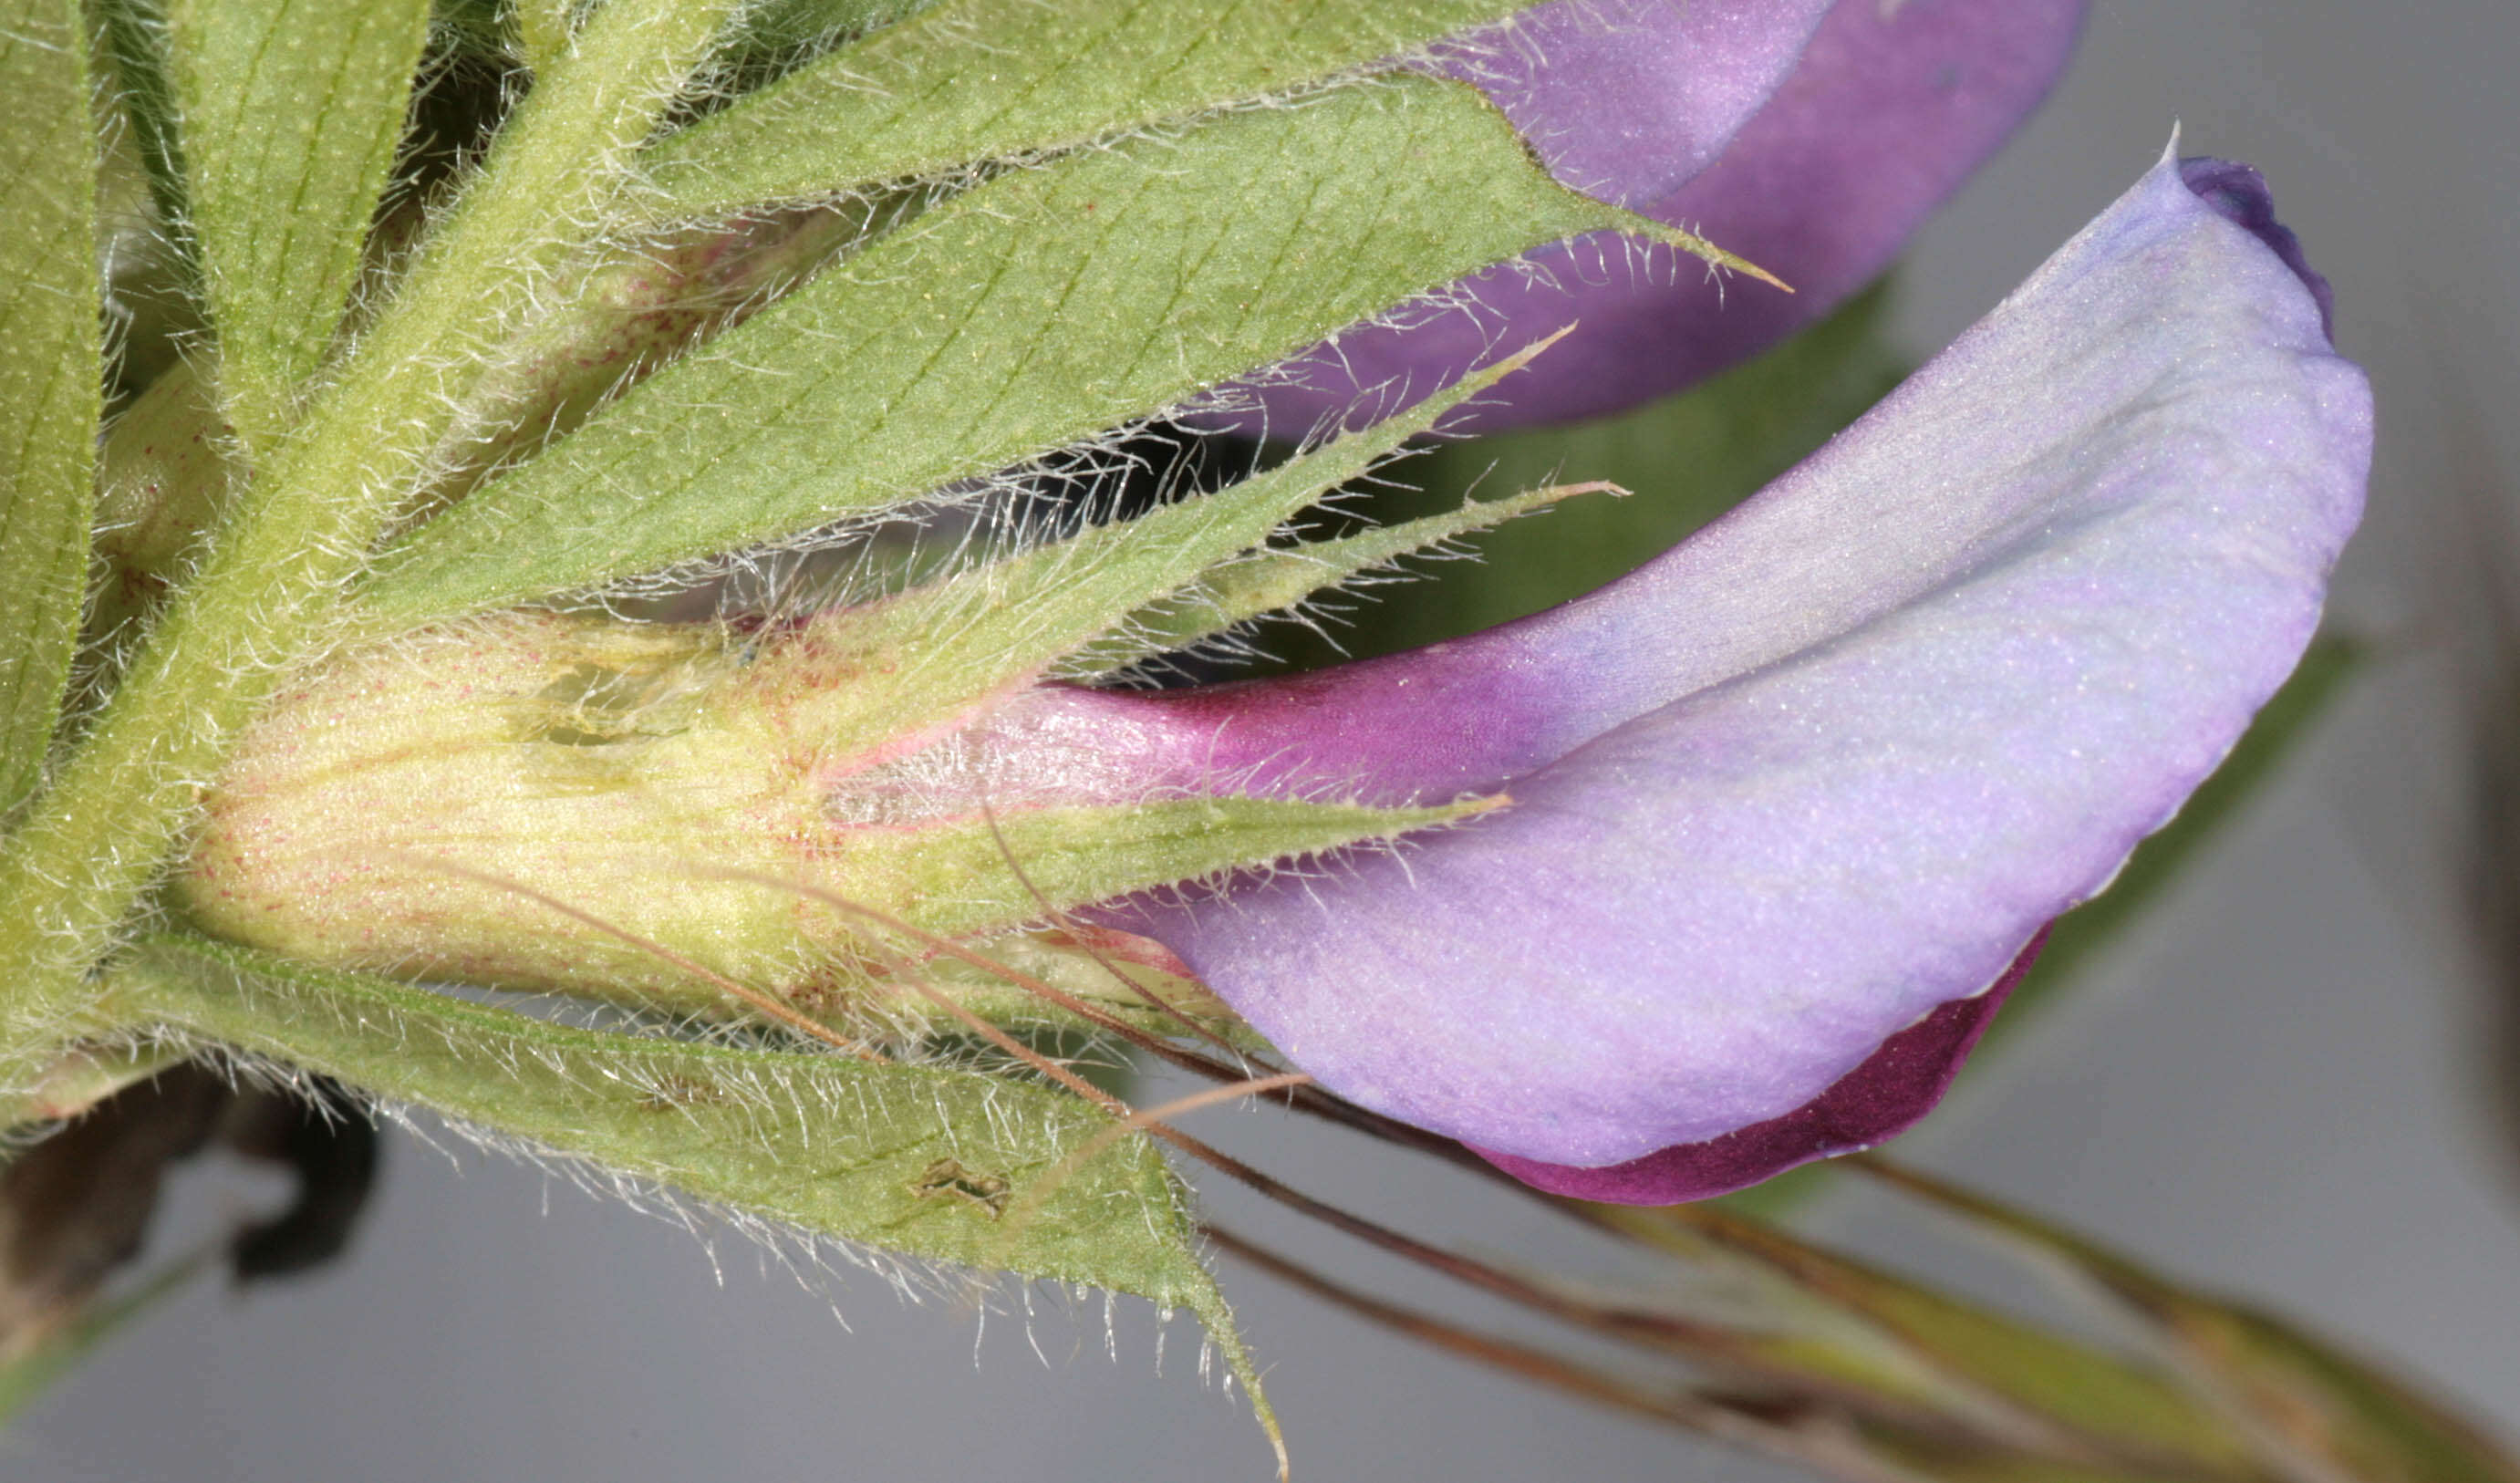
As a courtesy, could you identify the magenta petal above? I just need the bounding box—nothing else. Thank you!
[1088,152,2370,1172]
[1237,0,2087,435]
[1470,933,2043,1203]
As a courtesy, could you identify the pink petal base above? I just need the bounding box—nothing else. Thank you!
[1472,931,2047,1204]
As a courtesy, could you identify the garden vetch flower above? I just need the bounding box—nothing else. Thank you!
[1078,149,2369,1200]
[177,36,2365,1204]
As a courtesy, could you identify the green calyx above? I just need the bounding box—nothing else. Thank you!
[175,596,1498,1030]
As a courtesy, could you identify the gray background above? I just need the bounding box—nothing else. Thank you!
[16,3,2520,1479]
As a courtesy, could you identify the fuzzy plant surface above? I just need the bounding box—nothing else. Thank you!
[0,0,2376,1467]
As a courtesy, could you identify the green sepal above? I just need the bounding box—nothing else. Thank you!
[112,931,1282,1455]
[768,337,1570,756]
[640,0,1531,219]
[357,75,1765,629]
[1070,480,1623,679]
[867,793,1504,944]
[166,0,433,450]
[0,0,103,819]
[903,928,1261,1047]
[172,602,1497,1031]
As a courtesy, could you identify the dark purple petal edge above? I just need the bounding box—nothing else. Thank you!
[2180,156,2338,341]
[1470,931,2045,1203]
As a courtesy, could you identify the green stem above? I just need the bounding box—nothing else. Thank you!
[0,0,737,1078]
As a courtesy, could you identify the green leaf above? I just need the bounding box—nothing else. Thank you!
[780,338,1561,751]
[641,0,1530,219]
[0,0,743,1035]
[115,932,1281,1453]
[360,75,1757,628]
[0,0,103,818]
[166,0,433,449]
[431,0,936,67]
[91,0,191,271]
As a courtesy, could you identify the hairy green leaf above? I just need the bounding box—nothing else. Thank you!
[0,0,102,818]
[117,932,1280,1451]
[787,340,1557,751]
[643,0,1530,219]
[431,0,935,66]
[167,0,432,448]
[91,0,190,269]
[361,76,1758,627]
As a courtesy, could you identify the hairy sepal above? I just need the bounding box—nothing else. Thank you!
[356,75,1758,629]
[114,933,1278,1447]
[639,0,1533,219]
[1071,480,1623,680]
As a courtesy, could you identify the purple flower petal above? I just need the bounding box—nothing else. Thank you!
[1459,0,1831,211]
[1470,931,2043,1202]
[2180,157,2337,341]
[1236,0,2088,435]
[1079,151,2370,1177]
